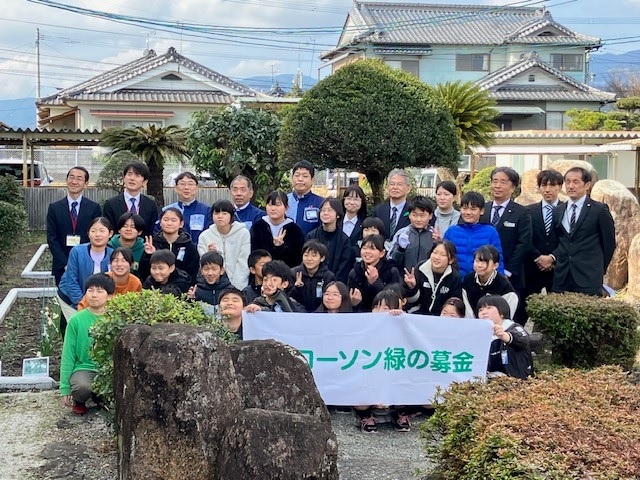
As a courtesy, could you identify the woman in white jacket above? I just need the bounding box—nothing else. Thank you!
[198,200,251,290]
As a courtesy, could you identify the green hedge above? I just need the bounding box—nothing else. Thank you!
[527,293,640,369]
[421,366,640,479]
[0,174,25,206]
[0,200,28,272]
[90,290,235,410]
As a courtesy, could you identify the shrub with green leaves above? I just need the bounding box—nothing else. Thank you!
[461,166,493,198]
[0,174,25,206]
[90,290,235,410]
[527,292,640,369]
[421,366,640,479]
[0,200,28,272]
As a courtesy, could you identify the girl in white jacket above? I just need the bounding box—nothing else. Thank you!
[198,200,250,290]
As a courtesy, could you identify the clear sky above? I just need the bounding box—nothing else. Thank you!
[1,0,640,100]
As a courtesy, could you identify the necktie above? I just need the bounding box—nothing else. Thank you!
[129,198,137,213]
[70,201,78,228]
[491,205,502,226]
[569,204,577,232]
[389,206,398,237]
[544,204,554,235]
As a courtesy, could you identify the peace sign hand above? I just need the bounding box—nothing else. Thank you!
[273,228,287,247]
[404,267,416,289]
[143,236,156,254]
[294,271,304,287]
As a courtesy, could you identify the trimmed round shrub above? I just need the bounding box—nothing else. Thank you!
[0,174,25,206]
[421,366,640,479]
[90,290,235,410]
[527,292,640,369]
[461,166,493,198]
[0,200,28,272]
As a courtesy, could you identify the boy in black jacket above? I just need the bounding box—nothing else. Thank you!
[142,250,190,297]
[477,295,533,379]
[242,249,272,303]
[245,260,306,313]
[291,240,336,312]
[188,251,232,314]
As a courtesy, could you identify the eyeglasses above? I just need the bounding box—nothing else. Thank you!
[388,182,408,187]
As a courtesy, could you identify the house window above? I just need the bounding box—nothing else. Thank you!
[551,54,583,71]
[455,54,490,71]
[546,112,564,130]
[401,60,419,77]
[101,120,124,129]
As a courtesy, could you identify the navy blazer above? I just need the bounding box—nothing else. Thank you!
[46,196,102,284]
[523,201,563,294]
[552,198,615,292]
[481,200,532,289]
[103,193,158,237]
[372,200,411,240]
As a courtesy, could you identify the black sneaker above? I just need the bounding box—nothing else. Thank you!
[395,413,411,432]
[360,415,378,433]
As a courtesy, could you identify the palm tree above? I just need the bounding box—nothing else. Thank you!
[431,80,499,151]
[101,124,189,207]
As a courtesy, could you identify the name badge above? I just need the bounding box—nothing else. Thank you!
[177,247,186,261]
[66,235,81,247]
[304,207,319,222]
[316,281,324,298]
[501,350,509,365]
[190,214,205,231]
[503,221,516,228]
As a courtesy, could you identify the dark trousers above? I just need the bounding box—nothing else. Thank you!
[551,271,603,297]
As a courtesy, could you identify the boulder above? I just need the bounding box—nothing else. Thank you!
[627,233,640,299]
[547,160,599,195]
[520,169,541,196]
[591,180,640,290]
[229,340,330,422]
[217,408,339,480]
[114,323,243,480]
[515,191,541,207]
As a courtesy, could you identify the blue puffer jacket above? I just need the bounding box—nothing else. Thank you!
[443,223,504,277]
[58,243,112,307]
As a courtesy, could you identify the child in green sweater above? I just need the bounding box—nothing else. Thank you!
[59,273,115,415]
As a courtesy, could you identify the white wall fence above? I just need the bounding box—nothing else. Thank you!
[23,187,232,231]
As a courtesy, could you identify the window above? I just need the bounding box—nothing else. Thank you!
[551,54,583,71]
[401,60,419,77]
[101,120,124,129]
[455,54,490,71]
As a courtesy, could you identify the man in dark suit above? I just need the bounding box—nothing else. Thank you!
[103,161,158,237]
[372,169,412,240]
[480,167,532,325]
[46,166,102,285]
[524,169,564,297]
[551,167,615,296]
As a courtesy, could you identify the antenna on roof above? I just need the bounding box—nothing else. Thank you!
[143,30,156,56]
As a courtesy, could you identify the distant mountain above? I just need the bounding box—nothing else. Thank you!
[0,98,37,130]
[240,73,317,93]
[590,49,640,89]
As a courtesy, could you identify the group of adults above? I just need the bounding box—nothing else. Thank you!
[46,158,615,328]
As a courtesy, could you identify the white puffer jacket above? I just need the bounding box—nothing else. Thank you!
[197,221,251,290]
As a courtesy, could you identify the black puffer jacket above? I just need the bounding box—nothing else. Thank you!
[347,257,401,312]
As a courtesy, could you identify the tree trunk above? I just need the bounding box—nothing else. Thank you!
[366,169,387,206]
[147,162,165,208]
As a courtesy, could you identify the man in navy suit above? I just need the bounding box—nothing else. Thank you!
[103,161,158,237]
[480,167,532,325]
[551,167,615,296]
[372,169,412,240]
[46,166,102,285]
[524,169,564,297]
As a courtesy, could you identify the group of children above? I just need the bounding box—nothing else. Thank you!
[58,174,533,433]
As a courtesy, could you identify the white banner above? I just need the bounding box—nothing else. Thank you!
[243,312,493,405]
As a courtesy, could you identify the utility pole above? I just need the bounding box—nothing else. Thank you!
[36,28,41,100]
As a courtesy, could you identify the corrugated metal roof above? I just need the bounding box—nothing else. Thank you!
[335,2,599,47]
[492,130,640,139]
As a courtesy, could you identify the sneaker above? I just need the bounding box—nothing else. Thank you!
[360,415,378,433]
[72,403,87,415]
[395,413,411,432]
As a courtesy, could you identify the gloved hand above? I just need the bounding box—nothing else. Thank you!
[398,231,410,249]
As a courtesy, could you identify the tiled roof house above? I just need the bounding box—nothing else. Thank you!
[37,47,267,131]
[321,2,616,131]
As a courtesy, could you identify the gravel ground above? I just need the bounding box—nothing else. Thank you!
[0,392,431,479]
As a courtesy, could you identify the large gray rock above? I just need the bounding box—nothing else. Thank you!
[217,408,339,480]
[592,179,640,290]
[114,323,242,480]
[229,340,330,422]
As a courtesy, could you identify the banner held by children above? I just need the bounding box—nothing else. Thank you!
[243,312,493,405]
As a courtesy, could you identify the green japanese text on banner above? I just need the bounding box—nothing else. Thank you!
[242,312,494,406]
